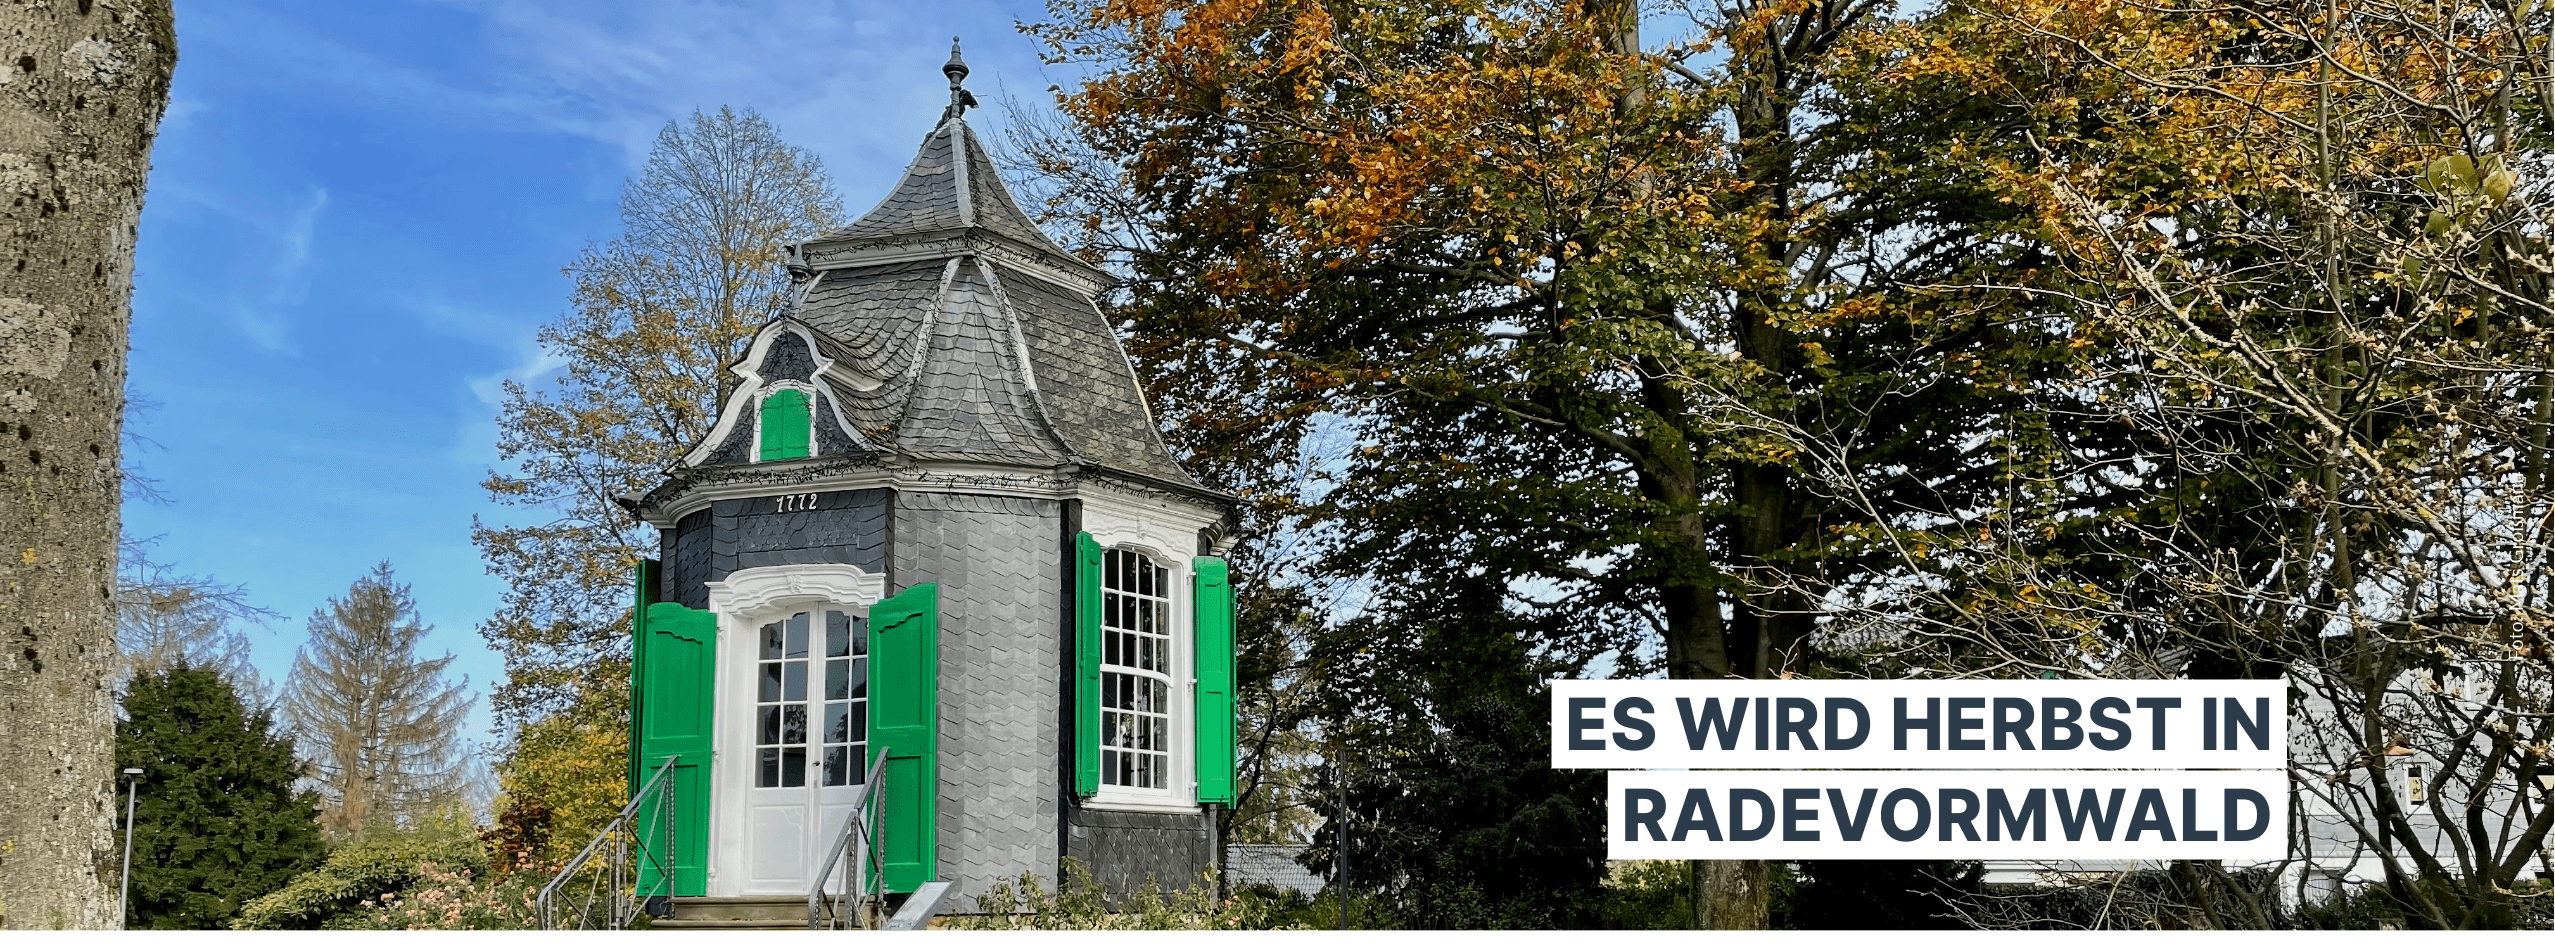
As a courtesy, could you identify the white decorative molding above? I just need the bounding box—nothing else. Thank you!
[1074,503,1216,811]
[1081,794,1206,815]
[1082,483,1219,560]
[801,229,1113,298]
[641,458,1231,528]
[706,563,888,618]
[681,319,883,467]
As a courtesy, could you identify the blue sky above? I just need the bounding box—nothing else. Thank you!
[128,0,1056,749]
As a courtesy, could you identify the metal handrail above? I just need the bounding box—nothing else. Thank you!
[538,755,680,930]
[809,752,892,930]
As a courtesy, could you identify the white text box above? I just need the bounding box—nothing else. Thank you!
[1609,768,2287,860]
[1553,679,2286,770]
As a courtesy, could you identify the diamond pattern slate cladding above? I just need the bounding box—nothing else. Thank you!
[810,387,865,457]
[703,419,754,466]
[894,258,1071,465]
[892,492,1063,897]
[999,264,1196,484]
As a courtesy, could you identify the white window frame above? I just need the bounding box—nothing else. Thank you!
[1079,500,1203,813]
[1096,546,1182,798]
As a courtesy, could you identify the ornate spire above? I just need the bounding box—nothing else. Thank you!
[941,37,978,123]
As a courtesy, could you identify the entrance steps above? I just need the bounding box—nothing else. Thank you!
[645,882,954,931]
[649,897,811,931]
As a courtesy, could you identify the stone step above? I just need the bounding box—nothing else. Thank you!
[666,896,813,924]
[648,918,810,931]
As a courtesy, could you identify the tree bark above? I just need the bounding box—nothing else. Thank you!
[0,0,174,929]
[1693,857,1771,929]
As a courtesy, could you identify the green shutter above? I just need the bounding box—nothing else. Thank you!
[1193,557,1237,804]
[868,583,939,892]
[1073,532,1103,797]
[634,601,714,897]
[758,388,811,461]
[629,559,657,800]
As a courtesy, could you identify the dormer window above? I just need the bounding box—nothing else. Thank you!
[758,387,811,461]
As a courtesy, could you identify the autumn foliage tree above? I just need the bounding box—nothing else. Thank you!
[1025,0,2069,925]
[475,107,844,730]
[475,108,842,858]
[486,680,629,870]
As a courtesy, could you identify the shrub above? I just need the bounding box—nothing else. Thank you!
[1600,860,1693,929]
[233,810,487,930]
[952,858,1286,930]
[491,682,629,868]
[342,860,544,930]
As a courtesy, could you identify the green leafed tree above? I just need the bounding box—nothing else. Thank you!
[281,562,473,840]
[116,664,325,929]
[475,106,844,729]
[1022,0,2066,925]
[1295,570,1608,929]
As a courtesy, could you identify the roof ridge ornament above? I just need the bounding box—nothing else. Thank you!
[941,37,978,124]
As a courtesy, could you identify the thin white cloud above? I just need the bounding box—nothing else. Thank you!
[405,295,569,468]
[405,295,568,405]
[157,95,208,135]
[232,186,328,354]
[422,0,1067,186]
[191,0,1063,178]
[464,345,568,408]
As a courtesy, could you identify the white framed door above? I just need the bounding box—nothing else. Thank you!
[735,607,869,896]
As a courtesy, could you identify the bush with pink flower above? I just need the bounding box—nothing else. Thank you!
[346,858,546,931]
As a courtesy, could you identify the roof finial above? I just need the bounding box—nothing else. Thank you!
[941,37,978,123]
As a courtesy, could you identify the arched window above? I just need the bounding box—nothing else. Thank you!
[758,388,811,461]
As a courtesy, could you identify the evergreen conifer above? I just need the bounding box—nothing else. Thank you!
[282,562,472,838]
[115,665,325,929]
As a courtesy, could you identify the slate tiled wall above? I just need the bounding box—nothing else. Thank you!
[1065,807,1212,900]
[891,491,1062,900]
[660,509,714,609]
[655,488,892,610]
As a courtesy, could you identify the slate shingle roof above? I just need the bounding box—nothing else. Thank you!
[691,112,1201,489]
[998,263,1189,481]
[827,117,1072,259]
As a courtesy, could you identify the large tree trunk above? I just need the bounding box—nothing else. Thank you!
[0,0,174,929]
[1694,857,1772,929]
